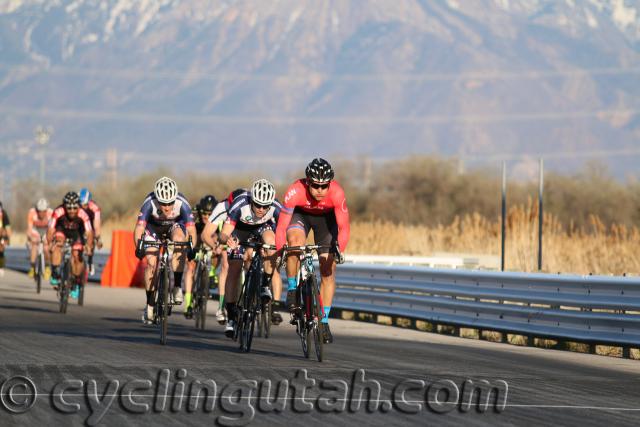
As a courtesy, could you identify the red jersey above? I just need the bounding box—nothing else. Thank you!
[275,179,350,252]
[49,206,93,233]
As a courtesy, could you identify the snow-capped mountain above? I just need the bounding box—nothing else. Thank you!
[1,0,639,176]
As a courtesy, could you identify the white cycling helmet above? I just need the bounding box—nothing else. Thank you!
[251,179,276,206]
[36,198,49,211]
[154,176,178,204]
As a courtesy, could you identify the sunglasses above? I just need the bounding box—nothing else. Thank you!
[309,182,329,190]
[66,205,79,211]
[251,202,271,210]
[158,201,174,207]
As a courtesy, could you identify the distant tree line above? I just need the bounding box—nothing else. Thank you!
[6,156,640,232]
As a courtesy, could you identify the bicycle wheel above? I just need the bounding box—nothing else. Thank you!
[239,269,259,352]
[295,286,310,358]
[159,268,170,345]
[309,274,324,362]
[262,301,272,338]
[193,264,202,329]
[198,268,208,330]
[35,253,42,294]
[59,262,71,314]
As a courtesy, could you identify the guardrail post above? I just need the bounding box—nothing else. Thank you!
[622,347,630,359]
[501,332,509,344]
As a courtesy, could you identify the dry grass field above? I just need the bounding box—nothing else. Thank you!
[349,199,640,275]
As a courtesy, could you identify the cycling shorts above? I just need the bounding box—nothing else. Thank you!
[227,221,275,260]
[144,222,186,242]
[288,209,337,254]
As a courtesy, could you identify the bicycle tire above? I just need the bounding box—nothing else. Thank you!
[310,274,324,362]
[264,301,272,338]
[295,285,310,358]
[160,267,169,345]
[240,266,260,352]
[59,262,71,314]
[193,262,202,329]
[198,268,208,330]
[35,252,42,294]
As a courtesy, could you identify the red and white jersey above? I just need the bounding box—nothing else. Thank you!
[27,207,53,230]
[83,200,101,225]
[275,179,350,251]
[49,205,93,233]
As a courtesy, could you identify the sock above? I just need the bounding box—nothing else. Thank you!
[287,277,297,291]
[184,292,192,308]
[272,300,283,311]
[322,306,331,324]
[146,290,154,306]
[30,263,35,269]
[219,294,225,307]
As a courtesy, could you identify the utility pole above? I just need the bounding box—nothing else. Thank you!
[538,158,544,271]
[107,148,118,191]
[501,161,507,272]
[35,126,53,196]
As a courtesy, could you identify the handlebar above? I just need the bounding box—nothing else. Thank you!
[240,241,276,251]
[282,244,333,253]
[280,244,344,265]
[141,240,192,249]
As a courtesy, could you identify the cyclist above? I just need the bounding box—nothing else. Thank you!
[0,200,11,277]
[202,188,247,325]
[47,192,94,298]
[183,194,218,319]
[26,198,53,280]
[79,188,103,275]
[213,179,283,337]
[133,176,196,325]
[275,158,350,344]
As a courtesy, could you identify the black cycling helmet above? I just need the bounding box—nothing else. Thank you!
[199,195,217,213]
[63,191,80,208]
[305,158,334,183]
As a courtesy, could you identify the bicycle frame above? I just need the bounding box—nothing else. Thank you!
[235,241,275,352]
[58,240,73,314]
[193,247,212,330]
[283,244,330,362]
[141,237,191,345]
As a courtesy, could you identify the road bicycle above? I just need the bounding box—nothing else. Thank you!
[282,244,332,362]
[57,240,74,314]
[32,232,46,294]
[191,247,212,330]
[234,240,276,352]
[140,237,192,345]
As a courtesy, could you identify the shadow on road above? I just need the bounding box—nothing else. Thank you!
[39,329,235,351]
[0,304,56,314]
[1,296,59,305]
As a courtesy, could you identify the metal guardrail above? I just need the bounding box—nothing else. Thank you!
[5,248,640,349]
[333,265,640,348]
[4,247,109,282]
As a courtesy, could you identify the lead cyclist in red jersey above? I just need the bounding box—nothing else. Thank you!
[275,158,350,344]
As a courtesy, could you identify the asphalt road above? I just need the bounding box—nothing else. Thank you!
[1,269,639,426]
